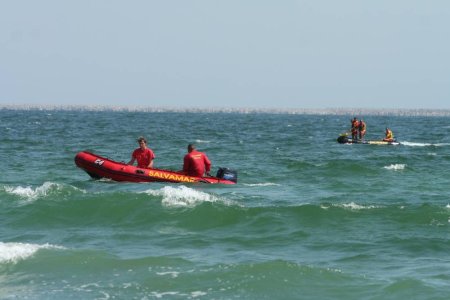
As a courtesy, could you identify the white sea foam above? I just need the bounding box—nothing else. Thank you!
[195,139,210,144]
[384,164,406,170]
[144,186,231,207]
[156,271,180,278]
[339,202,380,210]
[446,204,450,209]
[191,291,208,298]
[151,291,181,298]
[2,182,85,204]
[402,141,450,147]
[243,183,280,187]
[0,242,64,264]
[4,182,62,201]
[401,141,432,147]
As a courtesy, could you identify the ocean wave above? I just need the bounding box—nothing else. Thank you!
[156,271,180,278]
[2,182,84,203]
[384,164,406,170]
[243,183,280,187]
[194,139,210,144]
[0,242,65,264]
[143,186,235,207]
[333,202,382,210]
[3,182,62,202]
[401,141,450,147]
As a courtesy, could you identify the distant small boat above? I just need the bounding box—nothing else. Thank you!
[337,135,400,145]
[74,151,237,184]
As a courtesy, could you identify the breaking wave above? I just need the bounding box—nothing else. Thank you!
[1,182,84,204]
[142,186,236,207]
[384,164,406,170]
[0,242,65,264]
[243,183,280,187]
[321,202,382,210]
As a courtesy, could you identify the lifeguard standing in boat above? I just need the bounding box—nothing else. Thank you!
[128,137,155,168]
[359,119,366,140]
[351,118,360,140]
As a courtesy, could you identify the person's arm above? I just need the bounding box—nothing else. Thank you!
[204,154,212,176]
[146,150,155,169]
[147,159,153,169]
[128,155,136,165]
[182,155,191,174]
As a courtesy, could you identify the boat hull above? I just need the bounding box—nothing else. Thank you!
[74,151,236,184]
[337,135,400,145]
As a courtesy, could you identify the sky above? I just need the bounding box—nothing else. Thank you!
[1,0,450,109]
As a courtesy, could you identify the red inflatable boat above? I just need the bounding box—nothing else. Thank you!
[74,151,237,184]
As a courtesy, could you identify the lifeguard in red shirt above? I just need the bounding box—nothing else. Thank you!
[128,137,155,168]
[183,144,211,177]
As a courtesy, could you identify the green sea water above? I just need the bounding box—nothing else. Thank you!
[1,109,449,299]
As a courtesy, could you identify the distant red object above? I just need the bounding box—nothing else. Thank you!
[74,151,236,184]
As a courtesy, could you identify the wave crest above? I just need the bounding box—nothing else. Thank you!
[2,182,83,203]
[4,182,62,201]
[335,202,381,210]
[143,186,232,207]
[0,242,65,264]
[384,164,406,170]
[243,183,280,187]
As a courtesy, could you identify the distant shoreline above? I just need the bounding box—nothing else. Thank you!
[1,104,450,116]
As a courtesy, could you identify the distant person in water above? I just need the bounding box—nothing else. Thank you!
[182,144,211,177]
[383,128,394,142]
[351,117,359,140]
[128,136,155,168]
[359,119,366,140]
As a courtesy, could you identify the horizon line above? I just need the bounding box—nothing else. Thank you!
[1,104,450,116]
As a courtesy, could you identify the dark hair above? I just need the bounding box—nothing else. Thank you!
[188,143,196,151]
[137,137,147,143]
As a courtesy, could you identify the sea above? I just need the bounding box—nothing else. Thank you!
[1,108,449,299]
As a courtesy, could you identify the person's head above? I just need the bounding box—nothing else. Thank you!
[187,143,196,153]
[386,128,389,132]
[137,137,147,149]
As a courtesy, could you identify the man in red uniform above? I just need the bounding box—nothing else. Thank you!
[128,137,155,168]
[183,144,211,177]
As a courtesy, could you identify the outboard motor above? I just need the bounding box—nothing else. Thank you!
[216,167,238,183]
[337,135,349,144]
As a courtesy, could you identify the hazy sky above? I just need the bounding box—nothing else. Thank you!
[1,1,449,109]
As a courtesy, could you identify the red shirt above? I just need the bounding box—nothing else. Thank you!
[132,148,155,168]
[183,150,211,177]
